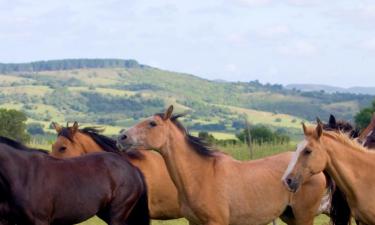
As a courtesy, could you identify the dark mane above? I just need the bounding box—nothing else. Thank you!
[0,136,49,154]
[64,127,144,159]
[155,113,217,157]
[323,116,359,138]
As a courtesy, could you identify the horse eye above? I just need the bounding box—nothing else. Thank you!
[304,149,312,155]
[59,146,67,152]
[149,121,157,127]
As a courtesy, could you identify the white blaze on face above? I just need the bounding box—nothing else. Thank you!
[282,139,308,180]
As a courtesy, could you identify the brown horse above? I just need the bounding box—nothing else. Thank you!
[283,121,375,225]
[323,114,359,138]
[117,105,329,225]
[0,136,149,225]
[359,113,375,149]
[358,113,375,145]
[50,122,182,220]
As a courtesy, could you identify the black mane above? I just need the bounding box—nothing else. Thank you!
[155,113,217,157]
[59,127,144,159]
[0,136,49,154]
[323,115,359,138]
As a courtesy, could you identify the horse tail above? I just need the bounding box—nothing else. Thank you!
[328,172,351,225]
[125,170,150,225]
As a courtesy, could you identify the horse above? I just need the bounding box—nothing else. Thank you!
[364,127,375,149]
[358,113,375,145]
[358,113,375,149]
[321,114,361,225]
[116,105,329,225]
[0,136,149,225]
[50,122,182,220]
[323,114,359,138]
[282,121,375,225]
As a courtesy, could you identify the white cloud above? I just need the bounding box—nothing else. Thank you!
[256,25,291,39]
[225,63,238,72]
[360,38,375,51]
[277,40,318,56]
[234,0,272,7]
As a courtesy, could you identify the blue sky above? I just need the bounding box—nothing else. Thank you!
[0,0,375,87]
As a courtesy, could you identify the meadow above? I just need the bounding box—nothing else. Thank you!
[32,141,330,225]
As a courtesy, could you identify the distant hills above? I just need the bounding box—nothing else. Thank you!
[286,84,375,95]
[0,59,374,136]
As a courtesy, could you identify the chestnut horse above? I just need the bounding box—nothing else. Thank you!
[0,136,149,225]
[283,121,375,225]
[50,122,182,220]
[117,106,329,225]
[360,113,375,149]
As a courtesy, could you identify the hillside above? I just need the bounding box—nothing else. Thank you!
[286,83,375,95]
[0,59,374,136]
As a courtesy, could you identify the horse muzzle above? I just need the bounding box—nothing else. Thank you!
[283,175,300,193]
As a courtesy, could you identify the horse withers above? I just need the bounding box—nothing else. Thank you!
[0,136,149,225]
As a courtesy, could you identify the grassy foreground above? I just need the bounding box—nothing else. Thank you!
[33,142,330,225]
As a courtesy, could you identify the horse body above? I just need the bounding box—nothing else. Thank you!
[283,122,375,225]
[50,124,181,220]
[117,106,328,225]
[0,138,149,225]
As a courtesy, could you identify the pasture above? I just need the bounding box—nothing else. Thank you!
[33,141,330,225]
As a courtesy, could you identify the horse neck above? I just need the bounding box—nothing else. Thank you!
[323,136,371,203]
[76,133,103,154]
[159,124,215,197]
[0,145,31,183]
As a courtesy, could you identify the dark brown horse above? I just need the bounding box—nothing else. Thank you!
[322,114,359,138]
[0,136,149,225]
[50,122,182,220]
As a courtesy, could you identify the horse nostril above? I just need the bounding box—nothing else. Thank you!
[120,134,127,140]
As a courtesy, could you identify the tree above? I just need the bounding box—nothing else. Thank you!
[198,131,216,144]
[236,125,290,145]
[355,100,375,130]
[27,123,45,135]
[0,108,30,143]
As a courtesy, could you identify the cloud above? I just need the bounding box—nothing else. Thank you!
[225,63,238,72]
[234,0,272,7]
[277,40,318,57]
[360,38,375,51]
[256,25,291,39]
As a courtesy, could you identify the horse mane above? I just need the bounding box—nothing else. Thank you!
[155,113,218,157]
[323,117,359,138]
[0,136,49,154]
[323,131,367,152]
[60,126,144,159]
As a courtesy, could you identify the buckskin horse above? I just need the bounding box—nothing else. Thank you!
[116,105,329,225]
[283,121,375,225]
[50,122,181,220]
[0,136,149,225]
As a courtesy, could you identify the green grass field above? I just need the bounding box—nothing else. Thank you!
[31,141,330,225]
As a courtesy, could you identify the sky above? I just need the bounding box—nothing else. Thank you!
[0,0,375,87]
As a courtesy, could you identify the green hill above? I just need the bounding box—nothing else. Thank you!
[0,59,373,137]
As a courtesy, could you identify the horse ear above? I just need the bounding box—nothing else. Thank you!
[316,117,323,125]
[302,122,308,135]
[52,122,62,134]
[329,114,336,126]
[316,123,323,139]
[164,105,174,120]
[72,121,79,134]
